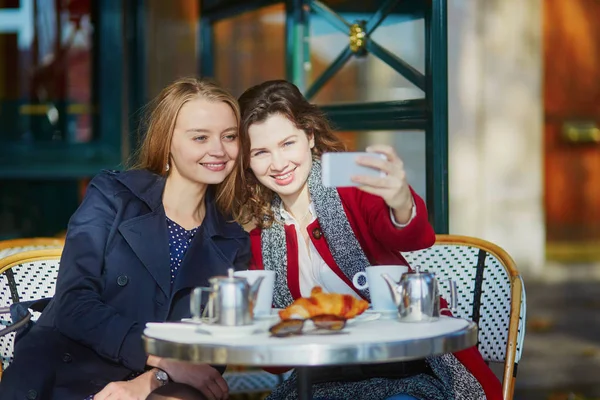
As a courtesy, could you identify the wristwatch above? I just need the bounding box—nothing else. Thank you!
[154,369,169,386]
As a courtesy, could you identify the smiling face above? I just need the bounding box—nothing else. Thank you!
[248,113,315,202]
[169,97,239,185]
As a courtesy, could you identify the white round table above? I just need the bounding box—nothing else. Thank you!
[143,315,477,400]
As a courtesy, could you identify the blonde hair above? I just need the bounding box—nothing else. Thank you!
[232,80,346,229]
[131,77,241,215]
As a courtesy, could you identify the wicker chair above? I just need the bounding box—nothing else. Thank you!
[0,237,65,260]
[402,234,526,400]
[0,249,62,377]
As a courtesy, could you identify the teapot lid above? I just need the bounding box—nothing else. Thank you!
[210,268,245,283]
[406,265,433,277]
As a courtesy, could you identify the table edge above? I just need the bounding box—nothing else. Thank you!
[143,320,478,366]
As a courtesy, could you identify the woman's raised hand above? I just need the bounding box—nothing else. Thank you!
[351,144,414,225]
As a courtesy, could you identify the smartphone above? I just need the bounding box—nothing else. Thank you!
[321,152,387,188]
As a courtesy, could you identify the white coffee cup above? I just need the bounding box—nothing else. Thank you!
[233,270,275,316]
[352,265,409,311]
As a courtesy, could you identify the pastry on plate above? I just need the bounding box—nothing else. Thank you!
[279,287,369,320]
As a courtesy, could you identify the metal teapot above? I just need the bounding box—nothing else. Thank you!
[381,265,457,322]
[190,268,264,326]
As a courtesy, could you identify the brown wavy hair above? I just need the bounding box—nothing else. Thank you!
[131,76,241,216]
[232,80,346,229]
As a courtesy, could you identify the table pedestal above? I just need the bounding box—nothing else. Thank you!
[297,367,313,400]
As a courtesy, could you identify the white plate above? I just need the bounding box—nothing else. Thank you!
[347,312,381,325]
[180,319,269,337]
[365,309,398,319]
[146,322,198,332]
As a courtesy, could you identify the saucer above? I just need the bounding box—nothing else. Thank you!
[195,323,265,337]
[181,319,268,337]
[347,312,381,325]
[253,309,282,321]
[146,322,197,332]
[365,309,398,319]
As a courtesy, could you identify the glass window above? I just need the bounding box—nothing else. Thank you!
[0,0,93,144]
[308,12,425,104]
[145,0,200,99]
[214,4,286,97]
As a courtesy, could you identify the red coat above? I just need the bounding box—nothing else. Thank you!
[250,187,502,400]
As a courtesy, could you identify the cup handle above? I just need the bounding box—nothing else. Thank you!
[352,271,368,290]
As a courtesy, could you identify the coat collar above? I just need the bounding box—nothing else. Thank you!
[114,169,165,212]
[113,169,244,239]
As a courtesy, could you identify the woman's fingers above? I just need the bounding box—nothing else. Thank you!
[197,385,217,400]
[366,144,401,163]
[213,375,229,399]
[351,174,401,189]
[355,154,391,174]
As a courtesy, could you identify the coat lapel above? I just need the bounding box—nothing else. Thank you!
[171,191,246,295]
[113,170,171,297]
[118,209,171,297]
[170,233,229,295]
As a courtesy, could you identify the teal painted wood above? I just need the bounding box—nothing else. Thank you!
[95,0,124,152]
[0,141,122,178]
[199,16,215,78]
[366,40,425,90]
[126,0,148,153]
[365,0,400,33]
[322,100,427,131]
[425,0,449,234]
[310,1,349,34]
[304,47,353,100]
[285,0,310,91]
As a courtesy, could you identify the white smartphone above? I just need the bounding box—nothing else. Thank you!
[321,152,387,188]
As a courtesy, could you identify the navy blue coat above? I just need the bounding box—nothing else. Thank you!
[0,169,251,399]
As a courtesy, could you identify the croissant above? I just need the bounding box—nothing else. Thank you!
[279,287,369,320]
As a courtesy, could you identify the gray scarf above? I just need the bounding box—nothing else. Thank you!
[261,159,370,308]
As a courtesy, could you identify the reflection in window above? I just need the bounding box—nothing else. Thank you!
[146,0,199,99]
[0,0,93,144]
[214,4,285,97]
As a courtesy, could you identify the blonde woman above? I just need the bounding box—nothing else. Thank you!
[0,78,248,400]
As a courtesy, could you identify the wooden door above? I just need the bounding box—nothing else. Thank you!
[544,0,600,260]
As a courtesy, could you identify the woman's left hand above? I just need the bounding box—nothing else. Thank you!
[352,144,414,224]
[93,370,158,400]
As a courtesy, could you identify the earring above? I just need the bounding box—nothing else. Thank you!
[165,162,170,172]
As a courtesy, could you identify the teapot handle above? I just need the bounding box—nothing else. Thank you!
[440,278,458,316]
[191,287,216,322]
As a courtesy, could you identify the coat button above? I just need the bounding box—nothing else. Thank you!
[26,389,37,399]
[62,353,72,363]
[117,275,129,286]
[312,228,322,240]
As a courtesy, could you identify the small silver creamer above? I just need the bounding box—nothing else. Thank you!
[190,268,264,326]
